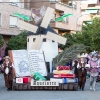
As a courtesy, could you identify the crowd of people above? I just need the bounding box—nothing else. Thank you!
[72,51,100,91]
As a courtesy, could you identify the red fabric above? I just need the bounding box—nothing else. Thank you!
[23,77,32,83]
[57,66,70,70]
[53,74,75,78]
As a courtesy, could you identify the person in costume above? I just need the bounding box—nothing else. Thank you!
[88,51,100,91]
[72,54,81,78]
[77,53,87,90]
[1,56,16,90]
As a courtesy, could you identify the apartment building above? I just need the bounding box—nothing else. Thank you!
[0,0,32,41]
[0,0,82,39]
[0,0,82,57]
[27,0,82,35]
[77,0,100,29]
[0,0,31,57]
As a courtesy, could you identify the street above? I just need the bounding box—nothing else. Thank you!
[0,74,100,100]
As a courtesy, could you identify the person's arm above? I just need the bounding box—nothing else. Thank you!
[97,60,100,68]
[72,61,75,67]
[1,63,4,71]
[77,63,80,68]
[85,64,90,68]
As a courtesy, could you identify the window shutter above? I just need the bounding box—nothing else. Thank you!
[10,16,18,27]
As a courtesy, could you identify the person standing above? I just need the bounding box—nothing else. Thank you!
[72,54,81,78]
[88,51,100,91]
[1,56,16,90]
[77,53,87,91]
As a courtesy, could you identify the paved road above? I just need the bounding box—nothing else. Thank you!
[0,74,100,100]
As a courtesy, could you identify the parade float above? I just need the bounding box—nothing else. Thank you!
[8,6,80,91]
[9,49,78,91]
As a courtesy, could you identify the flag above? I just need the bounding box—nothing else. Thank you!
[13,12,31,21]
[55,14,73,22]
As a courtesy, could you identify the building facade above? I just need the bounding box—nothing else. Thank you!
[0,0,31,57]
[29,0,82,35]
[77,0,100,30]
[0,0,83,57]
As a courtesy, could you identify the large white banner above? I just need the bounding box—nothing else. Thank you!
[12,50,31,77]
[28,50,47,76]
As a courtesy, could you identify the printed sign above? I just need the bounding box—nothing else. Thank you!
[31,80,59,86]
[16,78,23,83]
[10,50,47,77]
[12,50,31,77]
[28,50,47,76]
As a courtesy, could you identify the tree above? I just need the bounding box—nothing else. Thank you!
[86,17,100,51]
[54,44,87,68]
[0,35,4,47]
[59,33,76,50]
[59,17,100,52]
[7,31,27,50]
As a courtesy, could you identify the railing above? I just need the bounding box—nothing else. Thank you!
[50,1,76,9]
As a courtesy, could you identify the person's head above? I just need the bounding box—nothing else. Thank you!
[4,56,10,62]
[92,53,98,59]
[80,57,84,61]
[77,54,81,60]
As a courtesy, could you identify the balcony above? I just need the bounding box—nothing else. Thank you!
[50,1,77,12]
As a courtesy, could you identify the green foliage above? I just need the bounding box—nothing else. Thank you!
[7,31,27,50]
[86,17,100,51]
[0,35,4,47]
[59,17,100,52]
[54,44,87,68]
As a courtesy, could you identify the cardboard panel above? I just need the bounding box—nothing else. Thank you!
[11,50,31,77]
[32,13,35,18]
[28,50,47,76]
[45,32,67,45]
[40,7,54,28]
[17,20,38,33]
[31,36,43,50]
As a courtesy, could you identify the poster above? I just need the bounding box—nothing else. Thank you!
[28,50,47,76]
[12,50,31,77]
[10,50,47,77]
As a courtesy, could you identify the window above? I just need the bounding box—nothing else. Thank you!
[50,0,58,2]
[10,0,21,7]
[33,38,36,42]
[68,1,77,9]
[10,16,18,27]
[0,13,1,26]
[43,38,46,42]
